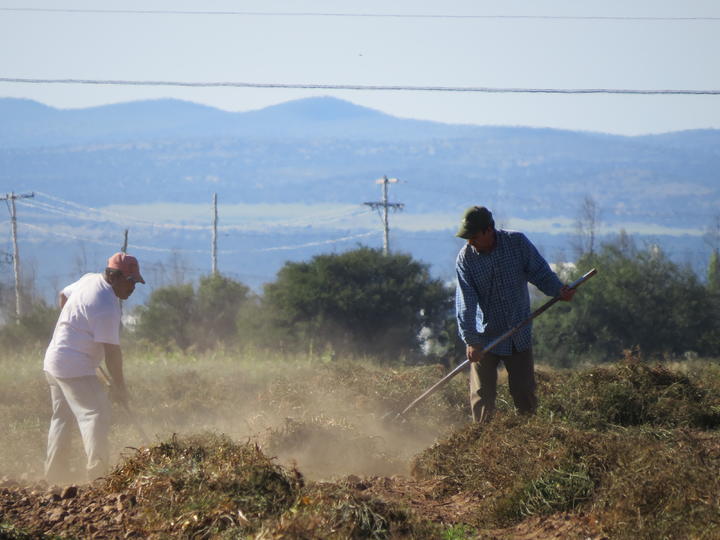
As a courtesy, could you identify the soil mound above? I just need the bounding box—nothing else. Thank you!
[541,352,720,429]
[0,434,438,539]
[411,412,720,538]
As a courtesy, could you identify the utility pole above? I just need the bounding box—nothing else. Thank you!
[364,177,404,255]
[119,229,129,320]
[1,192,35,321]
[211,193,218,275]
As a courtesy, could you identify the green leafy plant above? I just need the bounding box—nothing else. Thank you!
[260,247,453,359]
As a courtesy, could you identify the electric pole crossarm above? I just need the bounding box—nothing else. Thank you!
[362,176,404,255]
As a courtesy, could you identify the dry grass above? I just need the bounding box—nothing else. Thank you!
[3,347,720,538]
[539,350,720,429]
[104,433,304,538]
[411,350,720,538]
[0,347,467,481]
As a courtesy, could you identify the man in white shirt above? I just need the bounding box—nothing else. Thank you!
[43,252,144,484]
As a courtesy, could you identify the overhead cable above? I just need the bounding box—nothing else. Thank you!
[24,195,209,231]
[30,192,372,231]
[2,77,719,95]
[20,221,382,254]
[21,222,210,253]
[1,8,718,21]
[254,230,381,252]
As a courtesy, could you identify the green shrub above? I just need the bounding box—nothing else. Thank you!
[0,301,58,352]
[134,283,195,350]
[535,239,720,365]
[261,247,453,359]
[134,274,251,350]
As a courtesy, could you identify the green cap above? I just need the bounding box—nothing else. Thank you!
[455,206,494,239]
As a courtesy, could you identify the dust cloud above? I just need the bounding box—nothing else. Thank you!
[1,353,465,485]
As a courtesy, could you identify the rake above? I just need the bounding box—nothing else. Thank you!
[389,267,597,421]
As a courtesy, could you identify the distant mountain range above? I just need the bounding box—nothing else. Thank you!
[2,96,718,226]
[0,96,486,147]
[0,96,718,301]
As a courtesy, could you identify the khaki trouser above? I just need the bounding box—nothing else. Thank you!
[469,346,537,422]
[45,372,111,484]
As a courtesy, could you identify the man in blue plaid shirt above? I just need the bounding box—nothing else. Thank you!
[455,206,574,422]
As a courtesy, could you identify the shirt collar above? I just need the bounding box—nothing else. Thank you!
[470,230,498,255]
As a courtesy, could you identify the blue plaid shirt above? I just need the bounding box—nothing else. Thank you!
[455,230,563,355]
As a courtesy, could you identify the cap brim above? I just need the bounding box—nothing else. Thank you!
[129,273,145,284]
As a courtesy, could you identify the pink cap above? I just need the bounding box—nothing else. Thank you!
[107,252,145,284]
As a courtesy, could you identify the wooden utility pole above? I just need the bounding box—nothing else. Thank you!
[119,229,129,317]
[211,193,218,275]
[1,192,35,320]
[363,177,404,255]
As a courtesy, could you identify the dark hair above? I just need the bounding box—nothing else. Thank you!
[479,218,495,234]
[105,267,123,280]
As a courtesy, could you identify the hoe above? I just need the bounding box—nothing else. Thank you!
[389,267,597,421]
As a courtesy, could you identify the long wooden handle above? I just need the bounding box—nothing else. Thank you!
[397,268,597,418]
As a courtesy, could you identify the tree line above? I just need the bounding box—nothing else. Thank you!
[2,237,719,366]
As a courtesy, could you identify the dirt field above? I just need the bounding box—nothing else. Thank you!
[0,474,606,539]
[2,348,719,538]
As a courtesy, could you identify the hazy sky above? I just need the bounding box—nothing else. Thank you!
[1,0,719,135]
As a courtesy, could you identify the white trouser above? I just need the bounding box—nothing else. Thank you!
[45,371,111,484]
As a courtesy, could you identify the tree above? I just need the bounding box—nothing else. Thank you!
[195,274,251,348]
[134,274,252,351]
[704,213,720,254]
[261,247,453,359]
[706,213,720,293]
[709,249,720,293]
[135,283,195,350]
[534,237,720,365]
[571,194,601,259]
[0,299,59,350]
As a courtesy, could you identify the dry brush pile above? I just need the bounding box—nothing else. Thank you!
[413,351,720,539]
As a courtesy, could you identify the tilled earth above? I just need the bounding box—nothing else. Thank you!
[1,475,607,539]
[0,478,143,538]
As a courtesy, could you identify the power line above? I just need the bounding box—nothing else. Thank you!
[31,191,209,230]
[20,198,210,231]
[21,222,209,253]
[21,220,381,254]
[254,231,380,252]
[1,8,719,21]
[29,191,372,231]
[2,77,719,95]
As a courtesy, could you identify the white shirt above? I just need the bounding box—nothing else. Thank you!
[43,273,121,378]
